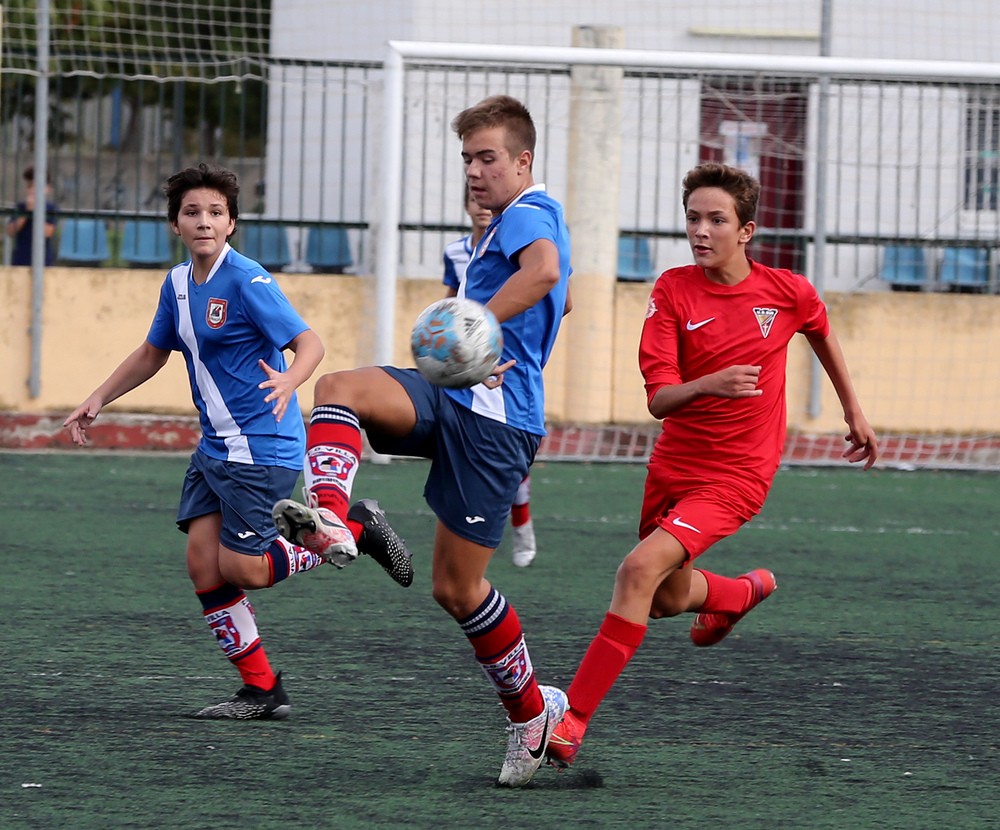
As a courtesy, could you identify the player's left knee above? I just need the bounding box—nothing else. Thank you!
[431,580,481,621]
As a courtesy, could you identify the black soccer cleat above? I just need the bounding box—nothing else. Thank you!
[191,671,292,720]
[348,498,414,588]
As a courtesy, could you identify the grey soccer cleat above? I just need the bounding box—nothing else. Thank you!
[192,672,292,720]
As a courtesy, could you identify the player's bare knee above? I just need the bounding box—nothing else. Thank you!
[615,552,659,593]
[220,557,269,591]
[314,369,357,405]
[430,581,476,620]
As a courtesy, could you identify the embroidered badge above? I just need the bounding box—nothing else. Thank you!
[753,307,778,338]
[207,298,228,329]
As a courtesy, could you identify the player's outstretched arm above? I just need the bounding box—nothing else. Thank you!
[64,340,171,445]
[258,328,325,422]
[807,331,879,469]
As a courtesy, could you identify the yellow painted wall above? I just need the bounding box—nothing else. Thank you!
[3,265,999,435]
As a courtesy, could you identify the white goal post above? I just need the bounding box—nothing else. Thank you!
[374,41,1000,469]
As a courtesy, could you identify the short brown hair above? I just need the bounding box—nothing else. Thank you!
[682,163,760,227]
[23,165,52,185]
[163,163,240,226]
[452,95,536,162]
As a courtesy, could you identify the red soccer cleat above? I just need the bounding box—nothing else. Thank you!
[690,568,777,647]
[545,709,587,769]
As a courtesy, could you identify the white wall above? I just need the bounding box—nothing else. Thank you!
[271,0,1000,62]
[265,1,1000,282]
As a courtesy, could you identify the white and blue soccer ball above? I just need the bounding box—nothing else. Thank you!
[410,297,504,389]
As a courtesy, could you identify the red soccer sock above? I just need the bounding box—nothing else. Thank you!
[233,648,277,689]
[695,569,753,615]
[510,476,531,527]
[566,612,647,724]
[510,502,530,527]
[460,588,544,723]
[196,582,276,689]
[304,405,363,524]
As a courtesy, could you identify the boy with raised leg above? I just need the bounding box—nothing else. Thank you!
[274,95,572,786]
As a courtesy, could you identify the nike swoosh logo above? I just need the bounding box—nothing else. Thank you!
[686,317,715,331]
[251,275,272,284]
[465,516,486,524]
[237,530,257,539]
[527,716,551,760]
[672,517,701,533]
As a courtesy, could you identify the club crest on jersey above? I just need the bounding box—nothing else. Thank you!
[207,298,228,329]
[753,307,778,338]
[308,447,357,482]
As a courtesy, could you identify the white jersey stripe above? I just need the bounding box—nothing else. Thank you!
[469,383,506,422]
[171,262,253,463]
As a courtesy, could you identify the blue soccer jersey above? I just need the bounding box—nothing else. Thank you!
[442,234,474,292]
[146,243,309,468]
[447,184,571,436]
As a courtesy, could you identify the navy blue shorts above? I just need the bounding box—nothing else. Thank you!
[177,449,301,555]
[371,367,541,548]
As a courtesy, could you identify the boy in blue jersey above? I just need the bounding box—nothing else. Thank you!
[442,185,493,296]
[64,163,410,719]
[443,186,539,568]
[274,95,572,786]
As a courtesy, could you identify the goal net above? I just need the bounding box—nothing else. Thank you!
[1,1,271,81]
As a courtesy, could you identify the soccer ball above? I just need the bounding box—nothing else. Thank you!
[410,297,504,389]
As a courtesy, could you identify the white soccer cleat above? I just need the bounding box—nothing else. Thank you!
[510,519,537,568]
[272,498,358,568]
[497,684,568,787]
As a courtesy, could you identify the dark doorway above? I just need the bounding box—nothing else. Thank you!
[699,79,808,273]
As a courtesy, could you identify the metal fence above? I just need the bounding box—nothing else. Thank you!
[6,48,1000,297]
[5,41,1000,466]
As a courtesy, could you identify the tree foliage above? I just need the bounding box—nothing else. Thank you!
[1,0,270,150]
[2,0,271,76]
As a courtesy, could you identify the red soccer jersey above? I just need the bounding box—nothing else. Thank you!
[639,259,829,506]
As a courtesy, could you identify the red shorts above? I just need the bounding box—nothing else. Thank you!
[639,464,764,562]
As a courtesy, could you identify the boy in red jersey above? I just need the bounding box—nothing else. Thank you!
[546,162,879,769]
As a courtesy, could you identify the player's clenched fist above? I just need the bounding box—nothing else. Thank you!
[705,364,763,399]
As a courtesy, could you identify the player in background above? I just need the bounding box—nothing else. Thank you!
[546,162,879,769]
[6,165,58,266]
[273,95,572,787]
[443,186,538,567]
[64,163,403,720]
